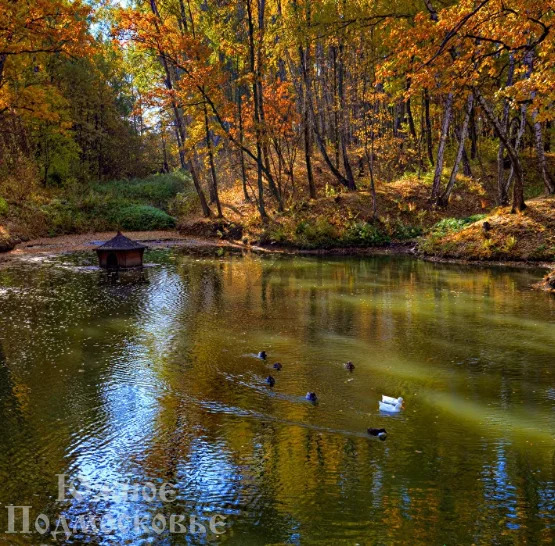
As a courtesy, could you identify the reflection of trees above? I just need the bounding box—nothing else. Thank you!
[0,340,19,421]
[134,255,550,542]
[0,254,552,543]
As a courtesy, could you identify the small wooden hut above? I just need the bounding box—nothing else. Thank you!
[95,232,146,269]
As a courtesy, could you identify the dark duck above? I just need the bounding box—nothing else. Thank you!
[343,361,355,371]
[266,375,275,387]
[367,428,387,440]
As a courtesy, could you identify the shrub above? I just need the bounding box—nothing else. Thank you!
[91,172,188,211]
[430,214,487,236]
[110,204,176,230]
[266,222,288,244]
[0,197,9,216]
[169,191,200,218]
[42,200,89,235]
[503,235,517,252]
[394,222,423,240]
[343,221,390,246]
[294,218,338,248]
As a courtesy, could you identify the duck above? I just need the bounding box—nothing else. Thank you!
[382,395,403,405]
[273,362,282,371]
[379,399,403,412]
[305,392,317,402]
[266,375,275,387]
[367,428,387,440]
[343,361,355,371]
[258,351,267,360]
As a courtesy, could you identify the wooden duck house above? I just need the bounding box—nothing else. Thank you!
[96,232,146,269]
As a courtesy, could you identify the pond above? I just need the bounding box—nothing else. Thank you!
[0,249,553,544]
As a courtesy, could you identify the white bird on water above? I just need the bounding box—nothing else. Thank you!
[379,395,404,413]
[382,395,403,405]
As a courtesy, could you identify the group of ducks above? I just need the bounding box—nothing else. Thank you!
[257,352,404,441]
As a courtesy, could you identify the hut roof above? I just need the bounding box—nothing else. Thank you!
[96,232,146,251]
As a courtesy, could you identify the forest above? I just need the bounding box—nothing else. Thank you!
[0,0,553,259]
[0,2,554,541]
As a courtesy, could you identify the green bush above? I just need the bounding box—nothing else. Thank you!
[430,214,487,236]
[0,197,9,216]
[91,173,187,211]
[267,223,288,244]
[41,196,176,234]
[169,191,200,218]
[110,204,176,230]
[394,223,424,240]
[342,221,390,246]
[42,200,89,235]
[294,218,338,248]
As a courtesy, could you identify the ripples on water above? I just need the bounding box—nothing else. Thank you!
[0,250,553,544]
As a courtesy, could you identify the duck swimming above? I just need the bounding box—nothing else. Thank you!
[258,351,267,360]
[367,428,387,440]
[266,375,275,387]
[379,399,403,412]
[343,361,355,371]
[382,395,403,405]
[273,362,282,371]
[305,392,317,402]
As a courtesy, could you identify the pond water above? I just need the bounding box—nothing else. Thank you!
[0,250,553,544]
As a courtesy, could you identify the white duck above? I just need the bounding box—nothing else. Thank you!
[379,400,403,412]
[379,395,404,413]
[382,395,403,405]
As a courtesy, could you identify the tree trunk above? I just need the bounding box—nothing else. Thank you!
[203,103,222,216]
[0,54,6,89]
[497,53,515,205]
[246,0,266,219]
[430,92,453,202]
[236,85,250,201]
[461,147,472,177]
[469,106,478,159]
[439,93,474,206]
[300,45,316,198]
[337,43,356,190]
[532,115,555,194]
[331,46,341,169]
[524,51,554,194]
[505,103,527,194]
[406,96,417,141]
[424,89,434,166]
[476,90,526,212]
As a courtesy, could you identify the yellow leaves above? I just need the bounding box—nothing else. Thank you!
[0,0,94,127]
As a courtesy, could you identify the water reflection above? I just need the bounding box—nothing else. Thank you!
[0,251,553,543]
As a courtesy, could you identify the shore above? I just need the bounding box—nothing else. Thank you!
[2,230,554,274]
[0,231,238,263]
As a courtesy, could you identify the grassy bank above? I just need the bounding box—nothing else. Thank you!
[179,170,554,263]
[534,270,555,292]
[172,140,554,264]
[0,172,192,250]
[418,196,555,262]
[3,157,554,266]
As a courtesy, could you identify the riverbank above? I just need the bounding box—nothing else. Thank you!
[172,158,554,262]
[0,231,239,263]
[2,229,553,274]
[418,195,555,262]
[177,194,555,264]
